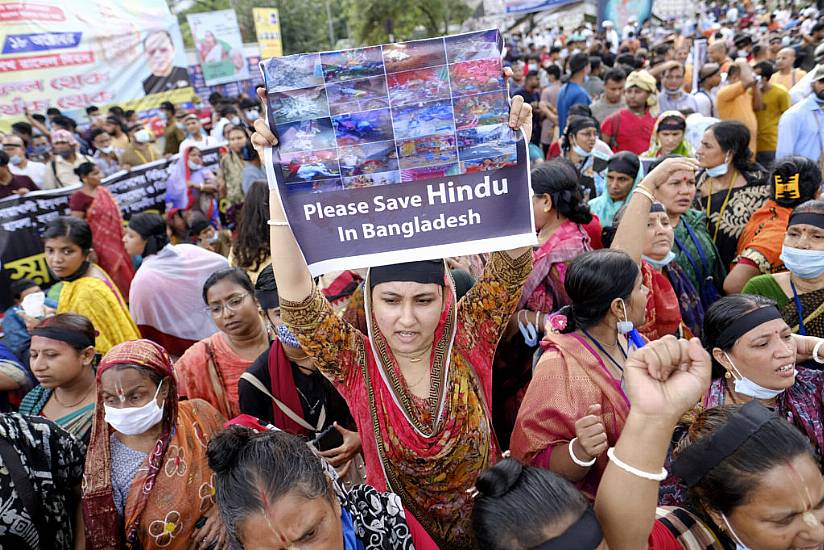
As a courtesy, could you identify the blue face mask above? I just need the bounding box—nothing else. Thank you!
[705,161,728,177]
[780,245,824,279]
[572,142,591,158]
[642,250,676,269]
[724,352,788,399]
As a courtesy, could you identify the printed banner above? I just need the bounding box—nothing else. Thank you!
[187,9,249,86]
[598,0,653,28]
[260,29,535,276]
[504,0,582,14]
[0,0,192,131]
[253,8,283,59]
[0,146,222,309]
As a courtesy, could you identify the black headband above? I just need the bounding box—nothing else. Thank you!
[716,306,782,347]
[607,156,640,179]
[650,202,666,213]
[529,507,603,550]
[672,401,776,487]
[788,212,824,231]
[369,260,445,289]
[31,327,95,350]
[658,116,686,132]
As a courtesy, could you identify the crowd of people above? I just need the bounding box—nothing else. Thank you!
[5,2,824,549]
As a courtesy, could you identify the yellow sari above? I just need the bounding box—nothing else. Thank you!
[58,265,140,353]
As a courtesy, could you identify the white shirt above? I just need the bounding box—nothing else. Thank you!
[692,88,718,118]
[790,65,819,104]
[179,134,217,154]
[9,160,46,187]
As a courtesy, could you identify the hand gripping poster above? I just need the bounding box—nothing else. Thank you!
[260,29,536,275]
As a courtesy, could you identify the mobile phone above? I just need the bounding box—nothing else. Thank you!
[312,425,343,452]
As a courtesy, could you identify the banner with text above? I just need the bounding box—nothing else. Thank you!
[0,0,192,131]
[0,146,221,309]
[253,7,283,59]
[187,9,249,86]
[260,29,535,275]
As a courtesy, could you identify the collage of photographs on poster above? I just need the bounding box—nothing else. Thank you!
[260,29,521,193]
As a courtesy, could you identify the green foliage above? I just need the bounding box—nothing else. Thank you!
[348,0,473,45]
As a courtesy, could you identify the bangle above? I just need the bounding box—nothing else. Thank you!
[267,220,289,227]
[634,186,655,202]
[813,340,824,364]
[607,447,667,481]
[568,438,597,467]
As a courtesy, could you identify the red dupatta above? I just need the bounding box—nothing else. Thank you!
[638,261,682,341]
[82,340,179,550]
[267,339,312,437]
[87,186,135,299]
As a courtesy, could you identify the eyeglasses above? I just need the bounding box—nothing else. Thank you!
[205,293,251,316]
[2,143,22,150]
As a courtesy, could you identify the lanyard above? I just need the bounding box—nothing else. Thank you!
[704,170,738,243]
[581,328,627,376]
[790,279,807,336]
[133,148,155,165]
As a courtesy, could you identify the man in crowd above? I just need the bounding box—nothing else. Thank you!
[0,150,38,200]
[103,116,131,155]
[777,65,824,163]
[180,114,216,153]
[3,134,45,187]
[752,61,790,168]
[538,65,562,152]
[600,70,657,155]
[556,53,591,132]
[716,59,758,153]
[514,70,543,146]
[708,40,733,73]
[120,127,159,169]
[772,48,807,91]
[160,101,185,157]
[90,128,122,177]
[582,56,605,98]
[142,30,191,94]
[590,67,626,123]
[692,63,722,118]
[29,133,51,164]
[658,61,699,113]
[41,130,94,189]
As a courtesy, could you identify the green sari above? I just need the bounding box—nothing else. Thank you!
[19,385,94,445]
[673,209,726,309]
[744,275,824,338]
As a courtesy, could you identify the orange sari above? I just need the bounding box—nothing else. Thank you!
[87,186,134,299]
[510,327,630,499]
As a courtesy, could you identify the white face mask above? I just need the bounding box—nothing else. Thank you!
[134,129,152,144]
[723,351,790,399]
[104,382,165,435]
[98,146,114,154]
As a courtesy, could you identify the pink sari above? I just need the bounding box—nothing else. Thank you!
[87,186,134,299]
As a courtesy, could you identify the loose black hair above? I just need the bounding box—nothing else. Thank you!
[753,60,776,81]
[74,161,97,180]
[234,181,271,273]
[558,249,639,332]
[770,156,821,207]
[702,294,779,378]
[531,158,593,225]
[208,426,332,544]
[708,121,758,175]
[43,216,93,251]
[472,458,588,550]
[11,121,33,137]
[128,212,169,258]
[545,64,562,80]
[202,268,255,304]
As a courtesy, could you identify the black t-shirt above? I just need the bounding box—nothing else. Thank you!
[238,346,355,436]
[514,88,542,145]
[142,66,191,95]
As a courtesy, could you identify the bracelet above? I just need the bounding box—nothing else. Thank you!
[267,220,290,227]
[813,340,824,364]
[568,438,597,467]
[607,447,667,481]
[634,186,655,202]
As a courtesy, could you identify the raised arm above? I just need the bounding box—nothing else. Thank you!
[611,157,699,264]
[595,336,711,550]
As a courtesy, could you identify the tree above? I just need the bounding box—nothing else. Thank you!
[347,0,473,45]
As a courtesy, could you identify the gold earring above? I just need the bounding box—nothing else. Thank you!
[724,370,731,379]
[543,207,550,213]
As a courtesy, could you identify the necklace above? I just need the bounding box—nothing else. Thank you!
[705,169,738,243]
[52,383,94,408]
[403,365,429,388]
[581,328,627,375]
[295,387,321,416]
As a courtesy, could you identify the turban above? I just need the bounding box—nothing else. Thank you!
[625,70,659,113]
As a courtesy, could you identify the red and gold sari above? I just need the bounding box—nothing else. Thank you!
[87,186,135,299]
[282,251,532,549]
[82,340,225,550]
[510,328,630,499]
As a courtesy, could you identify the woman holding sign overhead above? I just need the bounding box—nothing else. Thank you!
[251,84,534,548]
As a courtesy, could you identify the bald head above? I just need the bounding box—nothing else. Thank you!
[776,47,797,71]
[708,41,728,63]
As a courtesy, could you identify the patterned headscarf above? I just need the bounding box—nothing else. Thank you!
[51,128,77,146]
[82,340,178,550]
[625,70,659,115]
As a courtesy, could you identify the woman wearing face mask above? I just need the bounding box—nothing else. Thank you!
[238,265,360,474]
[493,158,594,449]
[252,85,535,548]
[726,157,822,294]
[743,200,824,338]
[21,314,97,444]
[695,121,770,268]
[561,115,613,199]
[82,339,227,550]
[588,151,641,227]
[124,213,228,359]
[644,111,693,158]
[608,156,704,339]
[166,146,220,227]
[510,248,649,497]
[218,126,248,211]
[658,294,824,506]
[174,268,270,419]
[69,162,135,299]
[208,425,436,549]
[596,333,824,550]
[43,216,140,354]
[119,127,159,170]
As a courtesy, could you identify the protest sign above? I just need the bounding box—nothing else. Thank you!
[0,146,222,309]
[253,8,283,59]
[187,9,250,86]
[260,29,535,276]
[504,0,581,14]
[0,0,192,132]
